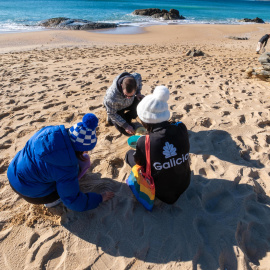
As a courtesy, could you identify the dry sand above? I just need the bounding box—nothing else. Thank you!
[0,24,270,270]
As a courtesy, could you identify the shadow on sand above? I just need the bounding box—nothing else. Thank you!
[62,171,270,270]
[189,129,264,168]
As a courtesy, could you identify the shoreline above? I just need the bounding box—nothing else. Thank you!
[0,21,269,35]
[0,23,269,54]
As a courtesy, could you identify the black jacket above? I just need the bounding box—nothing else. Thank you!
[259,34,270,46]
[134,121,191,204]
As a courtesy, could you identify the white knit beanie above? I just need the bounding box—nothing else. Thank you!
[137,85,170,124]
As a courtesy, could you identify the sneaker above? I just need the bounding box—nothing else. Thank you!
[106,116,113,126]
[44,198,62,208]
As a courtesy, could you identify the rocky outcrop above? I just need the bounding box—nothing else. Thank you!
[186,48,208,57]
[228,36,249,40]
[39,17,68,27]
[239,17,265,23]
[246,52,270,81]
[132,9,185,20]
[39,18,117,30]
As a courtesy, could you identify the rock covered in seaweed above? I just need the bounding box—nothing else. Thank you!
[39,18,117,30]
[132,8,185,20]
[239,17,265,23]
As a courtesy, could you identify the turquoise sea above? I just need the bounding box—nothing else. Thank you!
[0,0,270,33]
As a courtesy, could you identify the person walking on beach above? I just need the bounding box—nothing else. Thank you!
[103,72,144,136]
[125,86,191,204]
[7,113,114,211]
[256,34,270,54]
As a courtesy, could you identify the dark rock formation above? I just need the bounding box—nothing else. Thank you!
[39,17,68,27]
[186,48,207,57]
[246,52,270,81]
[39,18,117,30]
[239,17,265,23]
[228,36,249,40]
[132,9,185,20]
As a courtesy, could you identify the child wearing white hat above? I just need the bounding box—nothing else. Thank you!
[125,86,191,204]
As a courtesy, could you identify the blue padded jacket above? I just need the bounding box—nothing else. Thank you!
[7,125,102,211]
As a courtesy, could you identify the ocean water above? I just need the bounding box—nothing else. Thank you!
[0,0,270,33]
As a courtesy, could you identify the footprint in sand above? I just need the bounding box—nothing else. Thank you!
[17,128,35,138]
[17,114,29,121]
[12,105,28,112]
[266,135,270,145]
[218,241,238,270]
[221,111,230,117]
[0,112,10,121]
[237,136,264,167]
[89,105,102,110]
[43,101,66,109]
[257,120,270,129]
[211,130,230,153]
[37,94,47,101]
[0,227,13,242]
[199,168,207,176]
[197,117,213,128]
[40,241,66,269]
[0,127,14,140]
[0,139,12,150]
[90,159,101,172]
[202,190,234,213]
[42,103,55,109]
[24,98,34,104]
[194,218,212,250]
[183,103,193,113]
[235,221,269,265]
[64,113,74,123]
[105,135,115,142]
[108,158,124,178]
[171,113,183,122]
[29,118,46,125]
[28,233,40,249]
[6,99,16,105]
[26,231,61,264]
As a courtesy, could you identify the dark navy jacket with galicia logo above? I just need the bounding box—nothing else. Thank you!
[7,125,102,212]
[133,121,191,204]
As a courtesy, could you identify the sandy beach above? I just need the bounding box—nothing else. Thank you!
[0,23,270,270]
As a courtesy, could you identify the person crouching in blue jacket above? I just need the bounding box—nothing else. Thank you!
[7,113,114,211]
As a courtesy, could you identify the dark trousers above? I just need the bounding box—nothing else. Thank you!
[125,149,136,167]
[113,98,140,136]
[9,183,60,204]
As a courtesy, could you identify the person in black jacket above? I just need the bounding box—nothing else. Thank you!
[256,34,270,54]
[125,86,191,204]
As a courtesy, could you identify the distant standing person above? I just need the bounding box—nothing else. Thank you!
[103,72,144,136]
[256,34,270,54]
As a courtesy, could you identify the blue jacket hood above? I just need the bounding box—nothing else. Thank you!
[34,125,77,167]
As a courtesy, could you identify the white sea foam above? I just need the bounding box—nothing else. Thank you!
[0,22,44,33]
[0,13,269,34]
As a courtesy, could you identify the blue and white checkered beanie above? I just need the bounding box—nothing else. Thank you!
[69,113,98,151]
